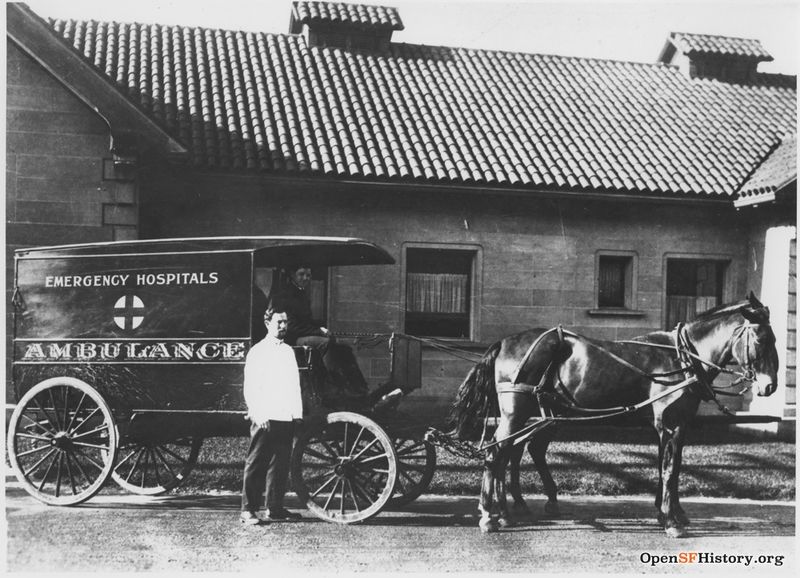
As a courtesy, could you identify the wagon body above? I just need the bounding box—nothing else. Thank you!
[8,237,437,519]
[12,236,392,413]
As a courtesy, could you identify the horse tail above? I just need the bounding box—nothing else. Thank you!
[450,340,502,440]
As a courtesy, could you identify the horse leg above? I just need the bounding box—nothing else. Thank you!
[507,443,531,516]
[658,425,689,538]
[478,448,499,533]
[529,425,560,517]
[654,429,665,525]
[671,426,691,527]
[495,445,514,528]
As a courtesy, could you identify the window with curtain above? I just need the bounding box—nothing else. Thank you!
[665,259,726,328]
[405,248,473,338]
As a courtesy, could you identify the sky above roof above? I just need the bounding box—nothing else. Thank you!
[24,0,798,76]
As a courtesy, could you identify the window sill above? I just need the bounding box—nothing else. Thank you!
[587,308,647,318]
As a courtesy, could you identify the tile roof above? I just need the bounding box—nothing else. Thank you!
[291,2,404,31]
[735,134,797,206]
[670,32,773,61]
[44,16,796,198]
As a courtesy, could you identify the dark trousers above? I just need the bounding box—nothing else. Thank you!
[241,420,295,513]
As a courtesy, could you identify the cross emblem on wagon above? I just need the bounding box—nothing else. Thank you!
[114,295,145,330]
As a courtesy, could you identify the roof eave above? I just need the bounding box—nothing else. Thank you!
[7,3,188,160]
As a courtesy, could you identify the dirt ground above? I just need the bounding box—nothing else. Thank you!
[5,474,796,574]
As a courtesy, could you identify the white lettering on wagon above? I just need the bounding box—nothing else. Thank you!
[20,341,246,362]
[43,272,219,288]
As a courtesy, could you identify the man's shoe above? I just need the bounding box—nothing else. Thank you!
[267,508,302,520]
[240,511,264,525]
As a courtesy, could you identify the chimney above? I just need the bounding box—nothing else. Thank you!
[657,32,773,84]
[289,1,404,51]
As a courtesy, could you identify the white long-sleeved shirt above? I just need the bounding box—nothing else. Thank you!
[243,335,303,423]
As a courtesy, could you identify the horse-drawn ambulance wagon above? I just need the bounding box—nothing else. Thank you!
[7,236,435,523]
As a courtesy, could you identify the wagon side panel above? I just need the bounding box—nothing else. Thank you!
[12,251,253,411]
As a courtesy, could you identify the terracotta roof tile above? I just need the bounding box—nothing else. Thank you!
[46,16,796,198]
[292,1,404,31]
[736,134,797,203]
[671,32,773,61]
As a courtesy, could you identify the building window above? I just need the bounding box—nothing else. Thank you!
[404,248,475,339]
[595,252,636,310]
[665,259,727,328]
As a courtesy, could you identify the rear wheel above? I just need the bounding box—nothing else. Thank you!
[7,377,118,506]
[291,412,397,524]
[111,437,203,495]
[388,437,436,507]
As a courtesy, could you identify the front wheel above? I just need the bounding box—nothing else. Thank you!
[291,412,397,524]
[6,377,118,506]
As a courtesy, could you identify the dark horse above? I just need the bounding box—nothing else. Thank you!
[451,294,778,537]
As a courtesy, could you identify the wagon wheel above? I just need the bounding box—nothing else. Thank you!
[388,437,436,507]
[291,412,397,524]
[6,377,118,506]
[111,437,203,495]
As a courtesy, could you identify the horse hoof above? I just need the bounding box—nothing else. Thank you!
[479,519,499,533]
[665,526,688,539]
[544,501,560,518]
[497,517,514,528]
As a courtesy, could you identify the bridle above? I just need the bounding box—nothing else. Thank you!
[673,320,765,396]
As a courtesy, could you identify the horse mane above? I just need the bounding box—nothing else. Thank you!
[692,299,749,320]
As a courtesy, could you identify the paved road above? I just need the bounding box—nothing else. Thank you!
[5,476,796,573]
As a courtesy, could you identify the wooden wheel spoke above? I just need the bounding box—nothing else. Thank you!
[54,452,66,497]
[350,472,379,502]
[152,446,178,480]
[344,479,361,512]
[22,447,58,478]
[157,444,190,464]
[125,448,146,483]
[47,389,63,431]
[115,448,139,471]
[70,424,109,440]
[36,451,59,492]
[31,397,59,433]
[72,446,107,472]
[16,443,53,458]
[303,447,336,463]
[346,427,367,459]
[63,451,78,495]
[350,437,380,461]
[65,392,88,432]
[61,386,71,432]
[309,473,339,498]
[355,451,390,465]
[323,478,343,511]
[68,450,94,486]
[21,413,55,437]
[317,440,342,460]
[72,441,112,451]
[15,432,52,442]
[68,407,102,436]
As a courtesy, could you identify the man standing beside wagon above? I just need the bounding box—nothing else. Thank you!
[240,306,304,525]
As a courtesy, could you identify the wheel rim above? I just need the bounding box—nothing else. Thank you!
[111,437,202,495]
[7,378,118,506]
[292,412,397,524]
[388,438,436,507]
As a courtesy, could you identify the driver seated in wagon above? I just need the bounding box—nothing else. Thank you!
[267,264,369,401]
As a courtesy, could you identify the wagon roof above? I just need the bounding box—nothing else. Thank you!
[15,236,395,266]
